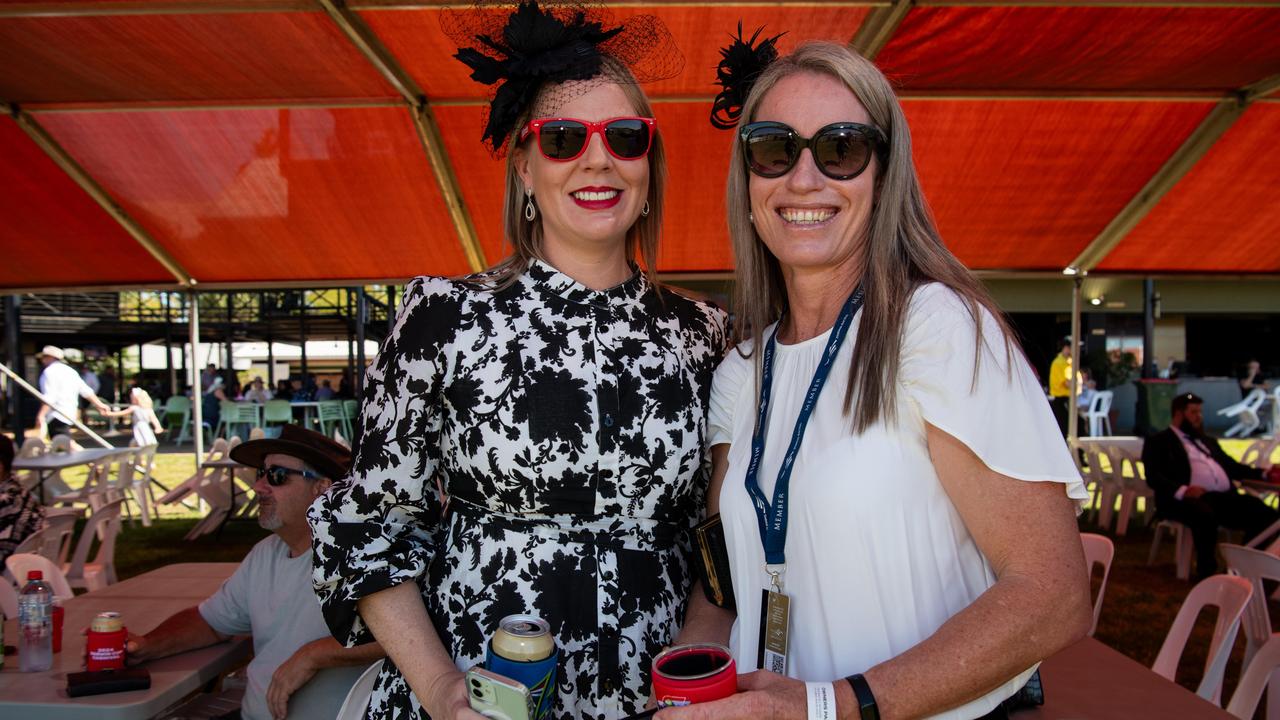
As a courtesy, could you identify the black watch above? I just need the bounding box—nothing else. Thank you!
[845,673,880,720]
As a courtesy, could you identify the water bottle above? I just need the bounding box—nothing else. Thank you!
[19,570,54,672]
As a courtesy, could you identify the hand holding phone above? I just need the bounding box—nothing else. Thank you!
[466,667,533,720]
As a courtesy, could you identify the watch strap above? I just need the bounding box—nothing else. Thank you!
[845,673,880,720]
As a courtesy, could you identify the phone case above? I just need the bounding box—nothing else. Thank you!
[693,513,736,610]
[467,667,533,720]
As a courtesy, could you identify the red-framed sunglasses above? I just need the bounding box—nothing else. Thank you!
[518,117,657,161]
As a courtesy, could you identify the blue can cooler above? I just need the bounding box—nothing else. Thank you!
[486,614,558,720]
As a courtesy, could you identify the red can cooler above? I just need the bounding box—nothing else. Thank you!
[651,643,737,707]
[86,612,128,672]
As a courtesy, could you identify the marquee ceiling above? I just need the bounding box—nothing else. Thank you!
[2,0,1278,290]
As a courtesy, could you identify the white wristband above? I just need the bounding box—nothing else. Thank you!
[806,681,836,720]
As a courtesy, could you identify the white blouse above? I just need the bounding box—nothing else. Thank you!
[708,283,1087,719]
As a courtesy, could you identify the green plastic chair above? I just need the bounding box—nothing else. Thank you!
[342,399,358,430]
[317,401,352,443]
[216,402,260,439]
[262,400,293,430]
[162,395,192,445]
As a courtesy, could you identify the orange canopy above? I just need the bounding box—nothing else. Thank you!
[2,1,1278,290]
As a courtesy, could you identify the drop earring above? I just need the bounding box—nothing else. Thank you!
[749,212,754,223]
[524,188,536,221]
[641,201,650,217]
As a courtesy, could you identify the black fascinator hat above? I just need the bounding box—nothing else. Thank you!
[710,23,785,130]
[441,0,684,156]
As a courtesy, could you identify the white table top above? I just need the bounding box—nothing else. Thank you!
[13,447,134,472]
[1015,637,1231,719]
[200,458,245,470]
[1075,436,1145,456]
[0,563,248,720]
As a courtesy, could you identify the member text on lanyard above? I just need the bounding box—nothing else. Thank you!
[744,287,866,579]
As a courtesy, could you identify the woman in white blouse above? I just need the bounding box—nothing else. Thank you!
[664,42,1091,720]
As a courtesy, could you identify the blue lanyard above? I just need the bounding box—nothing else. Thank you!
[745,287,865,567]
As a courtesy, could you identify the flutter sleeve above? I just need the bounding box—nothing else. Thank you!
[899,284,1087,503]
[308,276,458,645]
[707,343,752,448]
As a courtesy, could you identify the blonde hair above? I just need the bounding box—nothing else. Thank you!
[480,57,666,289]
[726,42,1013,432]
[130,386,154,410]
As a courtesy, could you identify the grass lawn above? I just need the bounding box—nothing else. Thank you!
[41,436,1280,698]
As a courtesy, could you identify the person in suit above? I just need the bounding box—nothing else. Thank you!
[1143,392,1280,579]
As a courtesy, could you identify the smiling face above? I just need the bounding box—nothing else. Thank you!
[514,82,650,258]
[254,452,330,533]
[749,71,879,277]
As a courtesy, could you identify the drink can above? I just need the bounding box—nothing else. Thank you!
[486,614,557,720]
[52,604,64,653]
[651,643,737,707]
[86,612,128,671]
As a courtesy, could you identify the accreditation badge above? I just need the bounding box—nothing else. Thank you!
[757,587,790,675]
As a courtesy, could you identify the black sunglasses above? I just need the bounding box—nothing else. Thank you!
[519,117,656,161]
[740,121,887,181]
[257,465,321,487]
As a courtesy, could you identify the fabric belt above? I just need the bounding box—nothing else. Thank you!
[447,495,687,552]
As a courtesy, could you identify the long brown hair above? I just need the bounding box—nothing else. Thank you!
[481,57,667,289]
[726,42,1013,432]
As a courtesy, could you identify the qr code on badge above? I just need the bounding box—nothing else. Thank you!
[765,651,785,674]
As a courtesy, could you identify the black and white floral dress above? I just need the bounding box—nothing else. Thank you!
[308,259,727,720]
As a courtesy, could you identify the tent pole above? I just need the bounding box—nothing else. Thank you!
[347,288,356,390]
[1143,278,1157,379]
[1068,277,1082,444]
[356,287,368,397]
[4,296,24,435]
[189,290,204,474]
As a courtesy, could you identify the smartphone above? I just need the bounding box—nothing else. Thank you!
[466,667,533,720]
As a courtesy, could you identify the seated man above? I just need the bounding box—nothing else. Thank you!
[125,426,382,720]
[1143,392,1280,579]
[0,434,46,567]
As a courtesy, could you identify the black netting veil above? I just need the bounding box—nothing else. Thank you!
[441,0,684,155]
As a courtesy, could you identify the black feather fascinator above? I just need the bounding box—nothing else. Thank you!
[710,23,785,130]
[442,1,684,155]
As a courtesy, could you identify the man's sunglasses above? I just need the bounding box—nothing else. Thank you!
[519,117,656,162]
[739,121,887,181]
[257,465,321,487]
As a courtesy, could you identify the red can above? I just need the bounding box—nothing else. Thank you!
[651,643,737,707]
[85,612,128,671]
[51,604,64,653]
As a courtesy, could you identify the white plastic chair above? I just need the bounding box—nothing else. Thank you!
[1085,390,1114,437]
[1108,445,1155,536]
[14,437,47,492]
[1227,634,1280,719]
[1222,389,1267,439]
[1081,533,1115,637]
[1221,544,1280,667]
[158,438,230,508]
[38,512,79,566]
[336,660,384,720]
[64,499,124,592]
[1241,437,1279,470]
[1089,447,1125,532]
[131,443,160,526]
[1152,574,1253,704]
[0,577,17,618]
[185,437,242,540]
[1148,520,1194,581]
[5,553,75,601]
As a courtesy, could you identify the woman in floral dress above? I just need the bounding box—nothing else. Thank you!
[307,4,725,719]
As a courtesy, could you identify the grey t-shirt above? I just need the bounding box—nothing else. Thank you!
[199,535,364,720]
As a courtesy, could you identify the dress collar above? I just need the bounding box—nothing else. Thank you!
[524,257,648,308]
